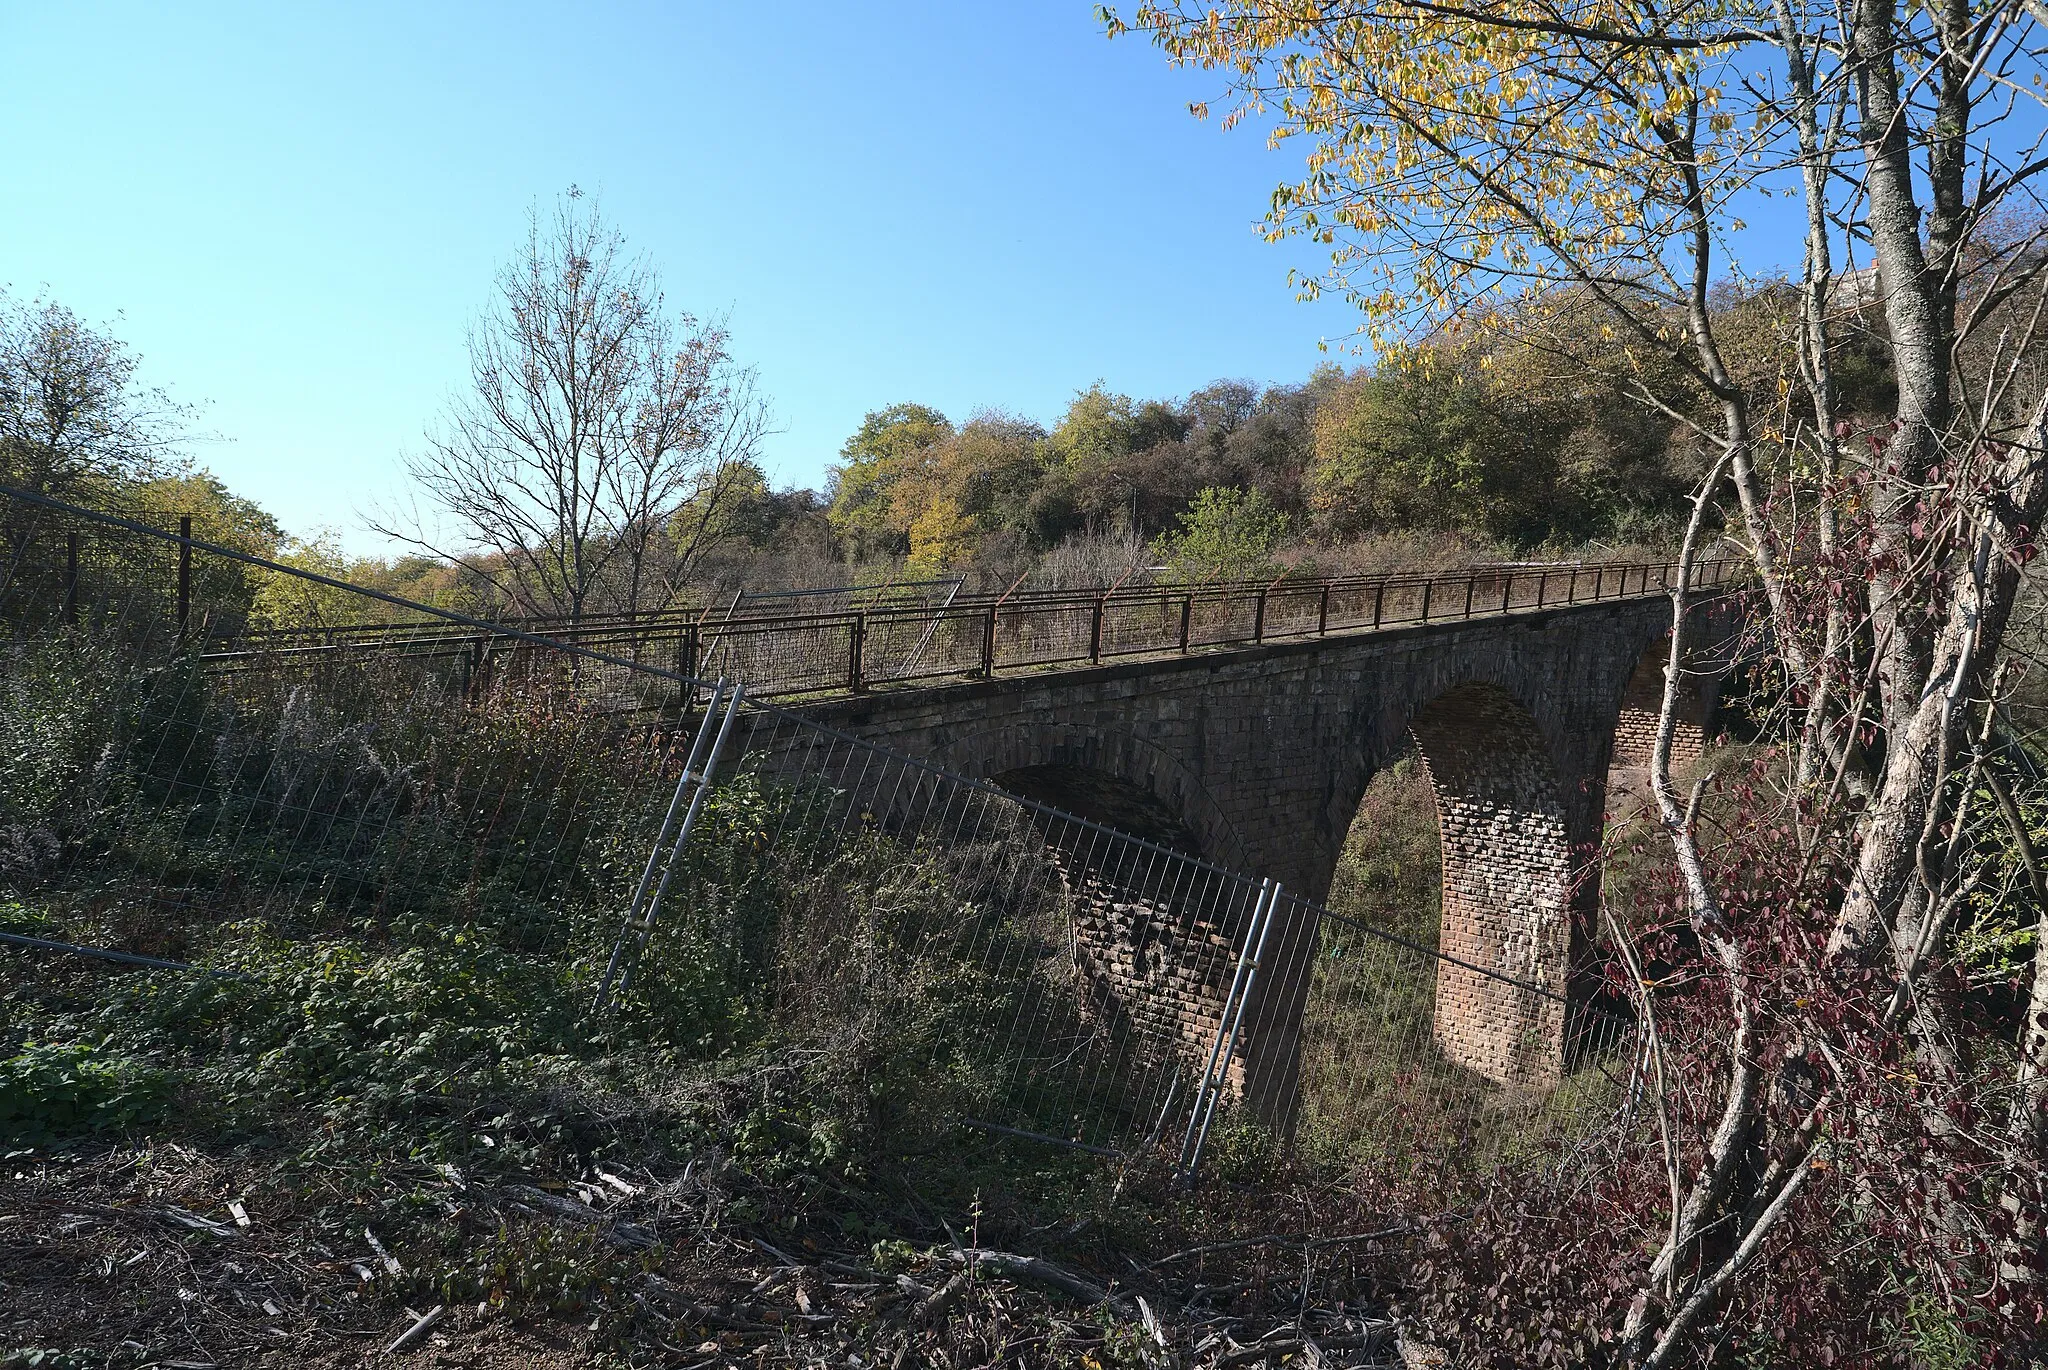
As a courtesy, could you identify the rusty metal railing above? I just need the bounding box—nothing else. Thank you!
[200,557,1741,703]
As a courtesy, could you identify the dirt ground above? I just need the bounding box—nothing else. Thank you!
[1,1143,1409,1369]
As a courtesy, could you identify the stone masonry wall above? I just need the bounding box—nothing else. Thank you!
[1610,633,1708,769]
[994,765,1256,1095]
[1056,855,1250,1095]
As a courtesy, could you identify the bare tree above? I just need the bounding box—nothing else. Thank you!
[0,290,188,501]
[376,192,770,620]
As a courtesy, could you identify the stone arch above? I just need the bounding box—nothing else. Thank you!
[1405,682,1576,1089]
[932,723,1251,872]
[927,728,1262,1115]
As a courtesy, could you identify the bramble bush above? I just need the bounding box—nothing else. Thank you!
[0,1041,166,1144]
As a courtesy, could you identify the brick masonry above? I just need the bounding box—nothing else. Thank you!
[993,764,1253,1091]
[1410,683,1575,1088]
[1610,631,1715,769]
[779,596,1742,1120]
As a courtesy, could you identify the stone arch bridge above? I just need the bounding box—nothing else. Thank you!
[768,591,1744,1128]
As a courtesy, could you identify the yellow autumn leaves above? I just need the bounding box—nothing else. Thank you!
[1106,0,1764,343]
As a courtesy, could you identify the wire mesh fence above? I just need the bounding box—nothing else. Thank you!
[1,487,1642,1181]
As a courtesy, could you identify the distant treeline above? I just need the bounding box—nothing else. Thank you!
[6,270,1899,625]
[800,278,1902,585]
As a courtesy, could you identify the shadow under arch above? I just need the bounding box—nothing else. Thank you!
[991,764,1205,856]
[933,722,1252,873]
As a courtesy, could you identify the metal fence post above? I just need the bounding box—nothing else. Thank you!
[1253,588,1267,642]
[1179,879,1280,1179]
[849,613,867,692]
[1536,570,1547,608]
[1317,584,1330,635]
[63,531,79,626]
[679,621,699,682]
[1372,583,1384,629]
[176,515,192,648]
[1463,575,1475,618]
[1420,579,1432,623]
[1500,571,1513,614]
[980,603,997,677]
[1179,594,1192,653]
[1089,595,1104,664]
[676,622,700,709]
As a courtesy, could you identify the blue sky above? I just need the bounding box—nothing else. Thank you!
[0,2,1374,548]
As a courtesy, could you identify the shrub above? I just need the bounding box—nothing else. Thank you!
[0,1041,166,1143]
[1151,487,1288,584]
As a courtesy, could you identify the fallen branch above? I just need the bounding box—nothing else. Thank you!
[947,1247,1116,1305]
[1149,1224,1413,1269]
[387,1304,444,1354]
[1217,1336,1301,1366]
[912,1269,973,1325]
[161,1206,239,1239]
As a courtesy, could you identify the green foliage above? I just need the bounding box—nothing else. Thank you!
[87,923,582,1156]
[1324,755,1441,941]
[828,402,954,557]
[427,1219,624,1314]
[0,1041,166,1143]
[1042,383,1190,536]
[809,342,1704,579]
[1307,357,1572,545]
[866,1238,925,1273]
[3,641,1143,1179]
[0,635,131,879]
[1047,383,1185,474]
[118,469,282,558]
[1200,1111,1278,1183]
[0,289,189,502]
[1899,1288,1981,1370]
[1954,771,2045,990]
[249,530,403,630]
[0,901,53,936]
[1151,486,1287,584]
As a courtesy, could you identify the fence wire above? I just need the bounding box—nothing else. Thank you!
[1,489,1638,1178]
